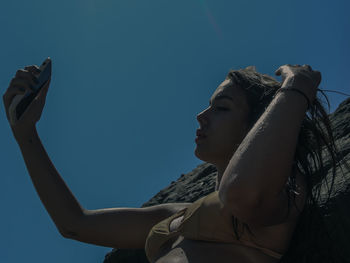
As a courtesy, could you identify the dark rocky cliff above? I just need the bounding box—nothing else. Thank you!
[103,98,350,263]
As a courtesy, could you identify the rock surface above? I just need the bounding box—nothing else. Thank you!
[103,98,350,263]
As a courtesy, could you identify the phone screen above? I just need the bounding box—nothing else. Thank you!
[33,58,52,92]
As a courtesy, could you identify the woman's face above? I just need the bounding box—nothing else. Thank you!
[195,78,250,166]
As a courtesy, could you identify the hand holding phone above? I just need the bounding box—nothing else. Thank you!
[8,58,52,126]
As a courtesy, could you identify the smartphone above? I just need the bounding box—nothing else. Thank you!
[9,58,52,124]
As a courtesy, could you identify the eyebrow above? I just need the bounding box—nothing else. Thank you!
[209,94,234,105]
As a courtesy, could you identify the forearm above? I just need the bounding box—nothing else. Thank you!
[16,128,85,234]
[219,88,308,205]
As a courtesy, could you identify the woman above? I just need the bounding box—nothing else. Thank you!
[3,63,342,262]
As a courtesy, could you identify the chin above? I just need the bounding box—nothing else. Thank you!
[194,145,230,167]
[194,146,214,163]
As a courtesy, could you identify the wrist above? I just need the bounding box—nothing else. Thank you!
[13,126,38,144]
[275,87,312,110]
[280,77,316,104]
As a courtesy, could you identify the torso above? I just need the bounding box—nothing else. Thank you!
[153,221,296,263]
[152,170,306,263]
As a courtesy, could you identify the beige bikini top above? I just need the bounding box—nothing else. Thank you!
[145,191,283,262]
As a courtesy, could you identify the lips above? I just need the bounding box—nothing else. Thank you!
[196,129,207,138]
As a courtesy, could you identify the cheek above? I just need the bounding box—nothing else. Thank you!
[210,123,237,147]
[214,117,246,144]
[215,115,239,134]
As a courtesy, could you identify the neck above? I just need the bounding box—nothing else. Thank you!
[214,130,249,190]
[214,161,229,191]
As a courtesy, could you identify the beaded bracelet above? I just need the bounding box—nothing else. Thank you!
[275,87,311,110]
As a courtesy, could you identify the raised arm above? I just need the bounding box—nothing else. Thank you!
[3,64,191,249]
[3,64,87,236]
[218,64,318,226]
[15,127,86,236]
[15,127,191,248]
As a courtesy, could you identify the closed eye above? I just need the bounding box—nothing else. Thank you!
[215,106,229,111]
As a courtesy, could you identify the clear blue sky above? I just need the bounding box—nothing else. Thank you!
[1,0,349,262]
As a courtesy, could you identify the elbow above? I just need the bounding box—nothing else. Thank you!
[58,225,79,239]
[60,228,79,239]
[58,210,87,239]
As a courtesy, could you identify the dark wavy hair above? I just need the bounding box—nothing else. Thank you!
[225,66,350,262]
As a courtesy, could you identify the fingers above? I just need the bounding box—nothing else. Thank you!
[3,86,30,118]
[3,68,39,116]
[275,64,315,76]
[24,65,41,75]
[275,66,283,76]
[3,88,30,122]
[314,70,322,86]
[6,71,37,97]
[15,69,39,85]
[302,64,312,71]
[274,64,322,90]
[275,64,292,75]
[301,65,320,82]
[11,68,39,91]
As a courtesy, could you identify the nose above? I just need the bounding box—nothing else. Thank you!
[196,108,208,127]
